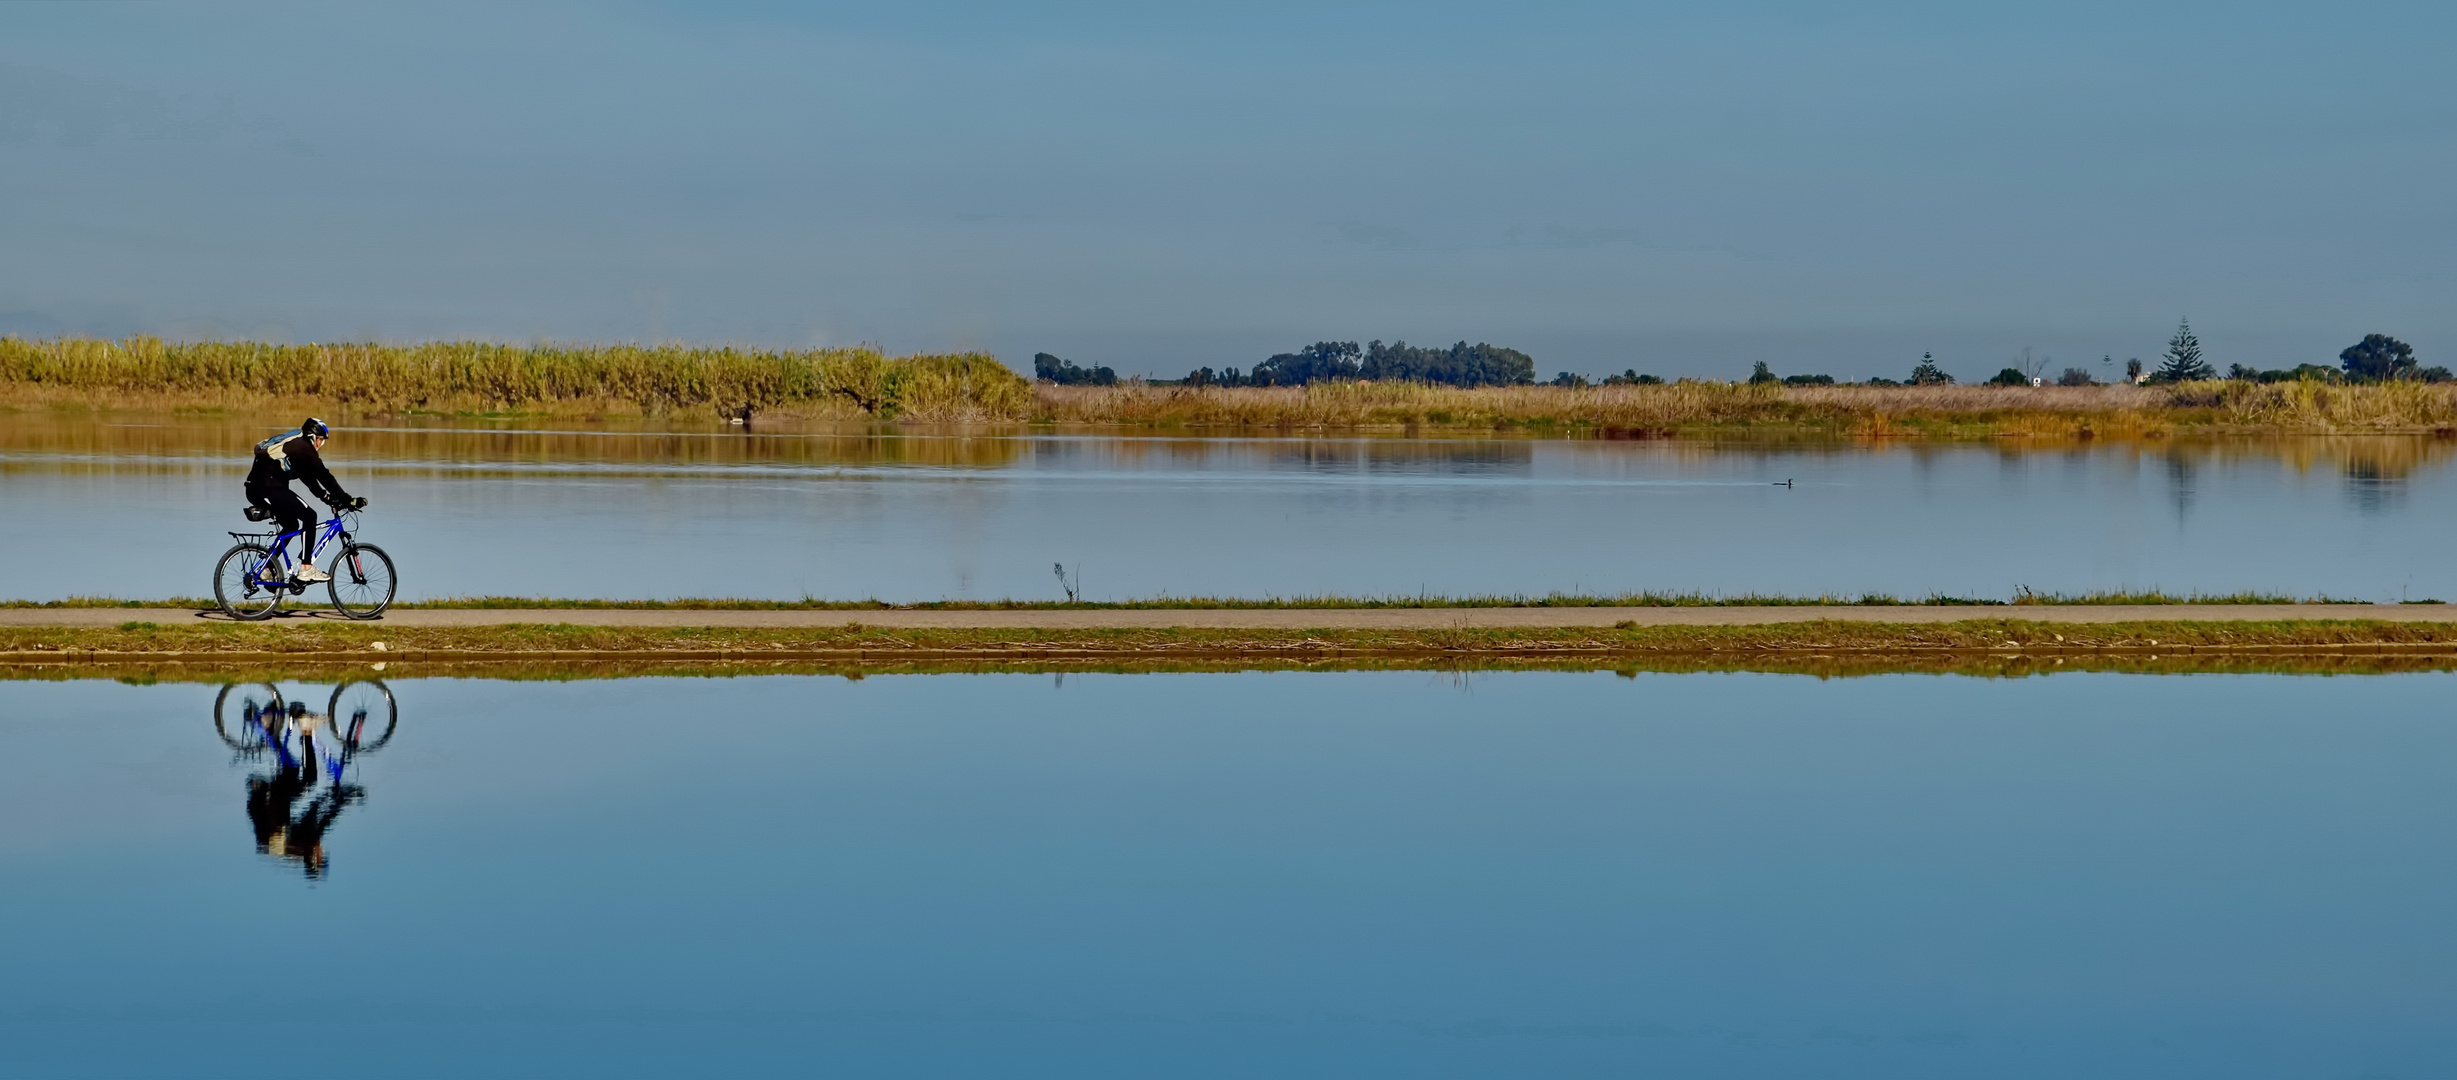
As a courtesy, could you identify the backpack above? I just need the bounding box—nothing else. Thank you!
[255,428,305,473]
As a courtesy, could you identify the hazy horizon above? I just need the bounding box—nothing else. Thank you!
[4,0,2449,383]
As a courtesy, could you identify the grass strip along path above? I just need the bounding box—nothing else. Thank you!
[0,589,2400,610]
[11,611,2457,682]
[3,603,2455,631]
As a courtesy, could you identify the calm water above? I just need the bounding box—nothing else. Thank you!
[4,416,2453,602]
[3,670,2454,1077]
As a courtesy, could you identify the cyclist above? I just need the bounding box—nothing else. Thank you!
[245,417,366,583]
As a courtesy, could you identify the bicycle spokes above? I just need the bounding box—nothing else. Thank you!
[326,543,397,619]
[216,542,287,619]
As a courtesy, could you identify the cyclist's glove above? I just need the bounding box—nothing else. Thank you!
[348,496,369,511]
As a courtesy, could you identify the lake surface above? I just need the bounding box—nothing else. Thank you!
[4,669,2454,1077]
[4,416,2454,602]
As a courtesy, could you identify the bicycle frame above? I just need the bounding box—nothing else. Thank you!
[244,705,349,784]
[250,513,354,581]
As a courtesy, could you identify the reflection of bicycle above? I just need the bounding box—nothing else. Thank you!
[211,680,397,879]
[211,509,397,621]
[328,680,398,752]
[213,681,397,756]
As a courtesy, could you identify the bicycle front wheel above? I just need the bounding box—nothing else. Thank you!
[328,543,396,619]
[213,543,284,621]
[329,680,397,752]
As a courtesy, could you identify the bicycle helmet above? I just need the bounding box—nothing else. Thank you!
[302,417,330,440]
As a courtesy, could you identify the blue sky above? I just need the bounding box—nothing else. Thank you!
[1,0,2449,380]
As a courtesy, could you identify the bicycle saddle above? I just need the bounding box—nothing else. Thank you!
[243,505,272,522]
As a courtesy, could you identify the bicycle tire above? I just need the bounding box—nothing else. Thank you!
[212,683,283,751]
[328,680,397,753]
[328,542,396,619]
[213,543,284,621]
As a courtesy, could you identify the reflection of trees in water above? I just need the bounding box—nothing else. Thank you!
[1514,432,2457,514]
[212,681,397,880]
[2129,436,2451,518]
[1269,440,1534,477]
[2157,436,2449,516]
[2164,451,2199,520]
[2324,439,2426,515]
[1032,436,1537,478]
[28,419,2457,500]
[1618,433,2449,520]
[2258,435,2452,483]
[2343,458,2407,514]
[1549,431,2457,473]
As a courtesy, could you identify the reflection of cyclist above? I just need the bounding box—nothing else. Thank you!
[240,700,361,879]
[246,764,357,878]
[245,417,365,583]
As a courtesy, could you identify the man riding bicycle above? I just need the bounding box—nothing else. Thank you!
[246,417,366,583]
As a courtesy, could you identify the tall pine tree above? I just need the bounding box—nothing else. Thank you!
[2152,318,2213,382]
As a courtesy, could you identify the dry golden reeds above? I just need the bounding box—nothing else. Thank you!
[1035,379,2457,434]
[0,337,1032,421]
[11,336,2457,434]
[2163,378,2457,431]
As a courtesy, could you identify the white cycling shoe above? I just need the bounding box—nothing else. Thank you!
[292,563,333,583]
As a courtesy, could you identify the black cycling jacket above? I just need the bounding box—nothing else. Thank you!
[246,431,353,507]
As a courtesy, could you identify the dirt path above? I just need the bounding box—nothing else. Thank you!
[7,604,2452,629]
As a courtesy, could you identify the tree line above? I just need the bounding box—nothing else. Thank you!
[1735,322,2445,389]
[1036,341,1538,388]
[1036,322,2440,390]
[1034,353,1117,386]
[1179,340,1538,388]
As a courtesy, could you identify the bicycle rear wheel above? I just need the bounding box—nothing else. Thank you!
[213,543,284,620]
[213,683,283,751]
[328,542,396,619]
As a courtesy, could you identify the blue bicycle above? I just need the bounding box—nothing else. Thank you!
[212,508,397,620]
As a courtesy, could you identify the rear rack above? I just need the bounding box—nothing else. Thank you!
[228,531,277,543]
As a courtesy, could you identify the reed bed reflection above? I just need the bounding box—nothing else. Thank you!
[11,413,2452,486]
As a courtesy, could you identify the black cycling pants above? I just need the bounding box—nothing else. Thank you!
[248,485,317,564]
